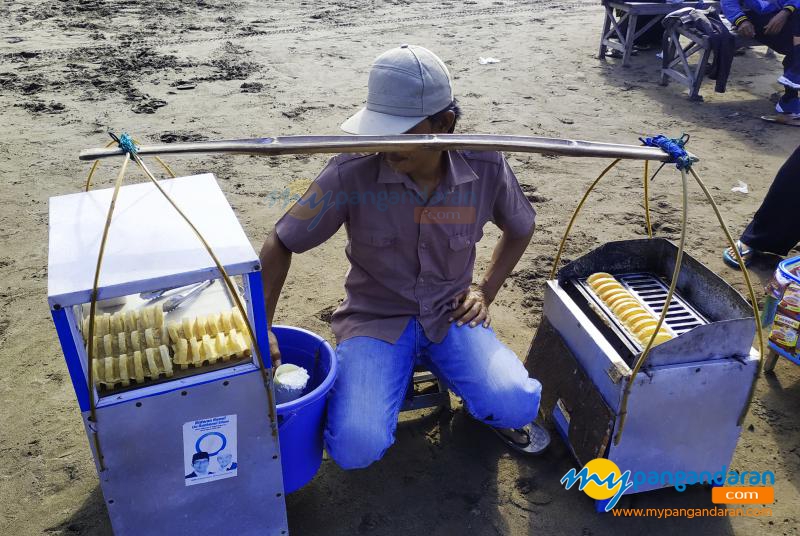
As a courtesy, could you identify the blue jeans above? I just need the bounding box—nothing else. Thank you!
[324,317,542,470]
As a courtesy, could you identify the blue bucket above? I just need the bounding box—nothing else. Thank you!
[272,325,337,494]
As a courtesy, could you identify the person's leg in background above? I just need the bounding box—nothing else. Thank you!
[748,9,800,114]
[423,322,542,430]
[323,320,416,470]
[776,9,800,90]
[740,145,800,255]
[724,145,800,267]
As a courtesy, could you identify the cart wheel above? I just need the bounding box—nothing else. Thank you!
[763,350,779,373]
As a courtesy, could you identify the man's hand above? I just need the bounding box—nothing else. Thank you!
[764,10,789,35]
[268,328,282,367]
[449,283,491,328]
[738,20,756,38]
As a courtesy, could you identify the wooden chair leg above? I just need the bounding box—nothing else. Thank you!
[623,14,637,67]
[660,31,674,86]
[599,11,611,58]
[689,46,711,101]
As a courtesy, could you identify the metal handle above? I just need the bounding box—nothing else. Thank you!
[79,134,678,163]
[139,281,206,301]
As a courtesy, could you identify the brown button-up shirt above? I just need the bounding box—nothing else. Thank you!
[274,150,535,345]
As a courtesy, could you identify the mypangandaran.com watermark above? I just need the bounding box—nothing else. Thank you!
[267,180,477,230]
[560,458,775,512]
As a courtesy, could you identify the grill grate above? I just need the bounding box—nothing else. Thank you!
[576,272,708,350]
[616,274,707,335]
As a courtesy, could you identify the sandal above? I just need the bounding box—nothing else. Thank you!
[609,49,639,59]
[723,240,757,269]
[493,421,551,455]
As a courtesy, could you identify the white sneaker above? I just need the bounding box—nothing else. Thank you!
[778,74,800,89]
[775,101,800,118]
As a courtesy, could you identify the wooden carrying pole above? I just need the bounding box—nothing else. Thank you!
[79,134,676,162]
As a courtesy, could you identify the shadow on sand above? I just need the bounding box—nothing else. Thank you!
[595,44,793,157]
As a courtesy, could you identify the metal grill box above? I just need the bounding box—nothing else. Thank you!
[526,239,758,494]
[48,174,287,535]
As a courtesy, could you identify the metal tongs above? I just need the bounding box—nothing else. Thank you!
[140,285,180,301]
[155,280,214,312]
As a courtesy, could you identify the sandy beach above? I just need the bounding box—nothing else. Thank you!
[1,0,799,534]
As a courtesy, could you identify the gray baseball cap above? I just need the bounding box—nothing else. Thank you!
[341,44,454,135]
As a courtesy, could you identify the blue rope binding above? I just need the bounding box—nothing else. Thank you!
[109,132,138,155]
[639,133,698,170]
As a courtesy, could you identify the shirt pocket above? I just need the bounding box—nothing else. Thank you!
[349,228,398,267]
[445,234,474,280]
[351,231,396,248]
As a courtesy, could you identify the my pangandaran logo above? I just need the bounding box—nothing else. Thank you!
[560,458,633,512]
[561,459,776,512]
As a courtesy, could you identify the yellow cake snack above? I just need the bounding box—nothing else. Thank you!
[220,311,233,332]
[624,312,653,328]
[201,335,217,363]
[586,272,679,350]
[88,305,257,391]
[618,306,647,323]
[232,309,247,332]
[195,316,208,338]
[598,288,628,303]
[594,281,624,295]
[130,330,142,352]
[124,310,138,332]
[167,322,181,344]
[206,314,221,337]
[132,351,145,383]
[588,276,617,288]
[611,299,640,316]
[159,345,173,377]
[110,313,124,336]
[189,337,202,366]
[119,354,130,386]
[144,348,159,379]
[216,332,229,361]
[636,325,659,341]
[650,332,673,346]
[631,318,658,335]
[605,292,636,307]
[587,272,614,285]
[182,317,195,340]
